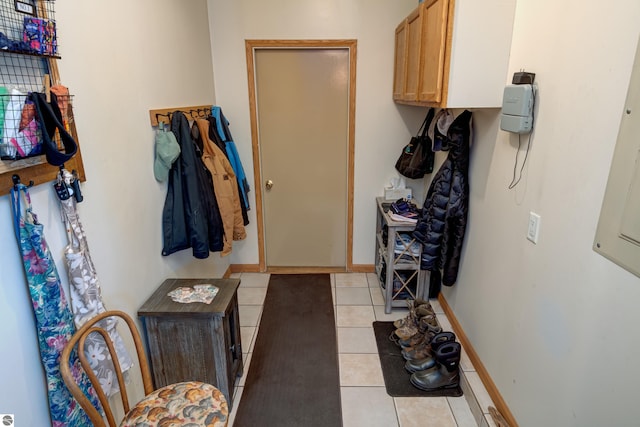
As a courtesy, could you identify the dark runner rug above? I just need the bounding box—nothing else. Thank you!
[234,274,341,427]
[373,321,463,397]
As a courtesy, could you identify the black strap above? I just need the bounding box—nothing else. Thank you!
[417,107,435,139]
[32,92,77,166]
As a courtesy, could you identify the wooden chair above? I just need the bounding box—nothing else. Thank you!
[60,310,229,427]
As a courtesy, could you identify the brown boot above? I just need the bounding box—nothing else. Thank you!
[397,314,441,347]
[393,300,417,330]
[393,304,435,329]
[402,331,455,360]
[393,321,419,341]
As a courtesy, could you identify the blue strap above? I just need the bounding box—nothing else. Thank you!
[10,184,23,242]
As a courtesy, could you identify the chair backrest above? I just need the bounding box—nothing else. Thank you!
[60,310,154,427]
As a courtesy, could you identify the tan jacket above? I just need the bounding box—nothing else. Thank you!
[195,119,246,256]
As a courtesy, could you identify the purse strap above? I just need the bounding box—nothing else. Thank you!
[417,108,435,139]
[32,92,78,166]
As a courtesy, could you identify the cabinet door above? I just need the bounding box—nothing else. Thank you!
[403,7,423,101]
[418,0,450,103]
[393,20,408,100]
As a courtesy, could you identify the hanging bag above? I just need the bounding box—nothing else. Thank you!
[394,108,436,179]
[10,182,101,425]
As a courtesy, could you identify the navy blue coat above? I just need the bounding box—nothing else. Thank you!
[413,110,472,287]
[162,112,224,258]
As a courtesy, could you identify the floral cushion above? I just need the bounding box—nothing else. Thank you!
[120,381,228,427]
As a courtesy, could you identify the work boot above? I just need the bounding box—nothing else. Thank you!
[404,332,457,372]
[398,314,441,348]
[393,320,419,342]
[393,303,435,329]
[403,330,455,362]
[410,341,461,391]
[393,300,417,331]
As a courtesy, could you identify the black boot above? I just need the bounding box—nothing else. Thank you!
[404,331,456,372]
[409,341,461,391]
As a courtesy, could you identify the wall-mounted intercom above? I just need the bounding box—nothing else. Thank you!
[500,71,536,134]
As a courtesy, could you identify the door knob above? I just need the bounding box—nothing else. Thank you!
[265,179,274,190]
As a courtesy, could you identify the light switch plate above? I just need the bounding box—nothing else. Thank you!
[527,212,541,244]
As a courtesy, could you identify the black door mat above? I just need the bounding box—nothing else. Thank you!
[373,321,463,397]
[234,274,342,427]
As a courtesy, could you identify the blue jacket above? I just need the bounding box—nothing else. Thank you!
[211,106,251,211]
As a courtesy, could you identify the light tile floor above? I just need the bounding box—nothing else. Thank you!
[228,272,497,427]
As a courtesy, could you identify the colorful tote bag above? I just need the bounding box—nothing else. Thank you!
[11,183,101,426]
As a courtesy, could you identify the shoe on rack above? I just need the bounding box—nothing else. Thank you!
[409,341,461,391]
[402,331,456,361]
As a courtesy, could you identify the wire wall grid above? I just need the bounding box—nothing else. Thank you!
[0,53,49,92]
[0,0,58,58]
[0,1,66,161]
[0,1,84,196]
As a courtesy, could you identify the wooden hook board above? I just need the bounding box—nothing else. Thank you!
[149,105,213,127]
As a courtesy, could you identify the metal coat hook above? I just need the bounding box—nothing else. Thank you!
[12,174,34,189]
[155,112,171,127]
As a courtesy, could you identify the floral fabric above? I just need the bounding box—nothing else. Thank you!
[58,172,133,397]
[10,184,101,426]
[120,381,228,427]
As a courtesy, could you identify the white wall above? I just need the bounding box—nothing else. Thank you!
[0,1,226,424]
[446,1,640,426]
[208,0,430,266]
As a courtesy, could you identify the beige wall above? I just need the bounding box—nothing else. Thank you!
[208,0,429,266]
[446,1,640,426]
[0,1,224,424]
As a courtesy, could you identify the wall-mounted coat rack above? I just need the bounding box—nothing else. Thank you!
[148,105,213,127]
[12,174,34,189]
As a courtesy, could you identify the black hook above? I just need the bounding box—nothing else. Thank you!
[155,112,171,126]
[71,170,83,203]
[12,174,34,189]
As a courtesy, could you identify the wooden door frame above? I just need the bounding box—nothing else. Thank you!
[245,39,357,273]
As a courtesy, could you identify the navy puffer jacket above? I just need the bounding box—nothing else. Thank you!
[413,110,472,287]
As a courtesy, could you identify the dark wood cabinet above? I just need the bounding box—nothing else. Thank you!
[138,278,243,406]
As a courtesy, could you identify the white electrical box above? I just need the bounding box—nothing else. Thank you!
[500,85,534,134]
